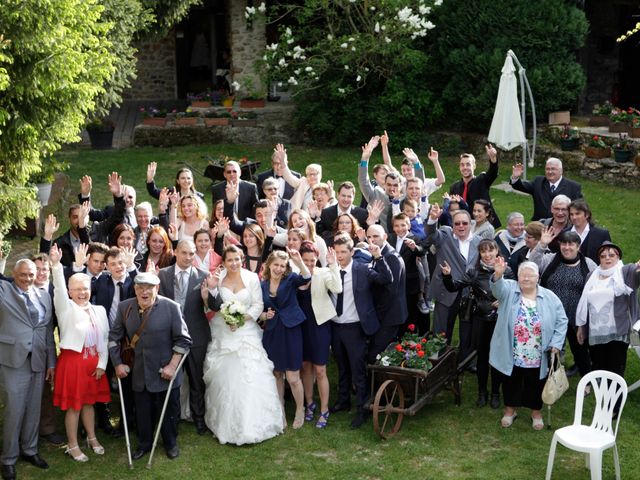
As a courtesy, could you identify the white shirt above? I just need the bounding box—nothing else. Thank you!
[395,234,408,253]
[109,276,127,322]
[571,223,590,245]
[549,177,562,191]
[454,234,472,261]
[332,260,358,324]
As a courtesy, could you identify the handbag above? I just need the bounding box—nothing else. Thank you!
[120,305,151,369]
[542,351,569,405]
[458,291,475,323]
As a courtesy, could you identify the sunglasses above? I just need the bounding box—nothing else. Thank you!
[453,221,469,226]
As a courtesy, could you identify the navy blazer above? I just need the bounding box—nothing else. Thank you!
[92,270,137,325]
[261,273,310,330]
[511,175,583,220]
[212,180,259,221]
[347,257,393,336]
[572,224,611,263]
[317,205,369,243]
[387,233,425,292]
[257,169,300,201]
[370,244,407,327]
[40,228,91,268]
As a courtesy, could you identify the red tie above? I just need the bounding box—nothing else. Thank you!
[462,182,469,203]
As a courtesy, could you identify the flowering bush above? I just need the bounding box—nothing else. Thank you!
[629,108,640,128]
[220,300,247,328]
[592,101,613,116]
[609,107,630,124]
[560,124,579,139]
[587,135,608,149]
[176,107,199,118]
[139,106,171,118]
[375,326,447,370]
[187,90,226,105]
[613,134,635,152]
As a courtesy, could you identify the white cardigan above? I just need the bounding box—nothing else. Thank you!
[51,264,110,370]
[310,263,343,325]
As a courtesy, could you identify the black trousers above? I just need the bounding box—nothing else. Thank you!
[434,294,473,363]
[589,340,628,378]
[399,290,429,337]
[367,325,399,364]
[331,322,369,410]
[474,318,501,395]
[565,324,591,376]
[184,345,207,421]
[502,366,545,411]
[134,387,180,451]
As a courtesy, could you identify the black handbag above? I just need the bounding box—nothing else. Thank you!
[458,291,475,323]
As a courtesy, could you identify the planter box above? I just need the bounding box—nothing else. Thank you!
[630,127,640,138]
[231,119,257,127]
[142,117,167,127]
[609,122,629,133]
[175,117,199,126]
[205,118,230,127]
[614,149,633,163]
[584,146,611,159]
[239,98,266,108]
[548,111,570,125]
[190,101,212,108]
[588,115,609,127]
[560,138,579,151]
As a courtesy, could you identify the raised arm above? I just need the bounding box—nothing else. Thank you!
[428,147,446,187]
[358,135,380,203]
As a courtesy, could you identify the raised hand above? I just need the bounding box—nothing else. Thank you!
[540,226,556,246]
[273,143,287,167]
[355,227,366,242]
[512,163,524,179]
[167,223,178,242]
[440,260,451,275]
[49,244,62,266]
[147,162,157,183]
[108,172,124,197]
[168,190,180,206]
[427,147,439,163]
[485,143,497,163]
[404,238,417,251]
[215,217,230,237]
[74,243,89,267]
[121,246,138,268]
[402,148,419,164]
[225,181,239,204]
[368,243,382,259]
[361,136,380,161]
[307,200,320,219]
[429,203,442,221]
[326,180,334,195]
[78,201,91,229]
[367,199,384,224]
[146,260,157,273]
[380,130,389,148]
[326,246,336,265]
[79,175,93,198]
[43,214,60,241]
[264,224,277,238]
[494,255,506,278]
[158,187,170,213]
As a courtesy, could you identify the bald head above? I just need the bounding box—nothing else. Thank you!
[366,224,387,248]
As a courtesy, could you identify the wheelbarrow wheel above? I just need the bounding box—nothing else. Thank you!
[372,379,405,439]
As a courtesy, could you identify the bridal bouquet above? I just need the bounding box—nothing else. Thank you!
[220,300,247,328]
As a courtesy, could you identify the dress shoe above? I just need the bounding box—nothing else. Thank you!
[131,448,149,461]
[350,410,370,429]
[566,364,579,378]
[1,465,16,480]
[475,392,488,407]
[194,418,208,435]
[490,394,501,410]
[165,446,179,460]
[329,401,351,414]
[40,432,66,446]
[20,453,48,469]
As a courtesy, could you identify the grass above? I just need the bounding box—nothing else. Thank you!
[6,143,640,479]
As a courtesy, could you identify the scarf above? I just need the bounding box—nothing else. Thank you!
[504,230,525,244]
[575,260,631,327]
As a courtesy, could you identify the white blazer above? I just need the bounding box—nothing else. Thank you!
[213,268,264,321]
[51,264,110,370]
[310,263,343,325]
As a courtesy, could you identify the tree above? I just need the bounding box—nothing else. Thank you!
[0,0,115,235]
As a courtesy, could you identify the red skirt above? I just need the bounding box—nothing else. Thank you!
[53,348,111,411]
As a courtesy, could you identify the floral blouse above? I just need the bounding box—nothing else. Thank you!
[513,297,542,368]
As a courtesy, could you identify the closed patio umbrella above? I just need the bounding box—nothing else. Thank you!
[488,55,526,150]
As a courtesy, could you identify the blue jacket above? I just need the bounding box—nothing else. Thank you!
[350,257,393,336]
[489,277,568,379]
[261,273,311,330]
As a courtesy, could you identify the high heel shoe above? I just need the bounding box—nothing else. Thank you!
[86,437,105,455]
[65,445,89,462]
[304,402,316,422]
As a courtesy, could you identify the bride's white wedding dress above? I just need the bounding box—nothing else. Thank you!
[203,286,284,445]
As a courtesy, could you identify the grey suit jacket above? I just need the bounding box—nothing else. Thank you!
[0,280,56,372]
[157,266,219,349]
[109,296,192,393]
[425,222,480,307]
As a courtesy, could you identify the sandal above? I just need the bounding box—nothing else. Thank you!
[304,402,316,422]
[531,416,544,430]
[65,445,89,462]
[501,412,518,428]
[315,411,330,429]
[86,437,105,455]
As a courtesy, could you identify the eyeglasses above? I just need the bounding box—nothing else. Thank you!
[453,221,469,226]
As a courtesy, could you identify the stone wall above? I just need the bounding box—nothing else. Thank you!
[124,34,177,100]
[228,0,267,95]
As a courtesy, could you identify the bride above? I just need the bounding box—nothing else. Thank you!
[203,245,284,445]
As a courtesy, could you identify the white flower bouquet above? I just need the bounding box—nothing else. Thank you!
[220,300,247,328]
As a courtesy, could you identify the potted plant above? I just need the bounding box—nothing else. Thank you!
[0,238,11,274]
[630,108,640,138]
[239,77,266,108]
[559,124,580,151]
[140,106,169,127]
[204,110,231,127]
[608,107,630,133]
[230,110,258,127]
[175,108,200,126]
[589,101,613,126]
[583,135,611,159]
[29,156,70,206]
[613,134,635,163]
[86,117,115,149]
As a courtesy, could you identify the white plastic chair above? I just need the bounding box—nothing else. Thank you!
[545,370,627,480]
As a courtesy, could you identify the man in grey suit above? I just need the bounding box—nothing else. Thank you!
[109,272,192,461]
[425,206,480,365]
[158,240,219,435]
[0,260,56,480]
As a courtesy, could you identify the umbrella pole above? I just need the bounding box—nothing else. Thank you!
[508,50,537,174]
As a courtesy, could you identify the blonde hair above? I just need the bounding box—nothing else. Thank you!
[262,251,291,281]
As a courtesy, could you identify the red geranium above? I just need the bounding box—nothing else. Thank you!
[408,324,416,332]
[395,344,404,352]
[417,350,425,358]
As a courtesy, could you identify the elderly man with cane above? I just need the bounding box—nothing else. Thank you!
[108,272,192,463]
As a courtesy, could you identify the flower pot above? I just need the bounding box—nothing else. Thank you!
[190,101,212,108]
[560,138,579,151]
[614,149,633,163]
[239,98,265,108]
[231,119,257,127]
[36,183,52,206]
[88,129,114,150]
[584,146,611,159]
[609,122,629,133]
[588,115,609,127]
[205,118,230,127]
[630,127,640,138]
[175,117,198,126]
[222,97,235,108]
[142,117,167,127]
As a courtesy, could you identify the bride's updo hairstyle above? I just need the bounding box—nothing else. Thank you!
[262,251,292,281]
[222,245,245,262]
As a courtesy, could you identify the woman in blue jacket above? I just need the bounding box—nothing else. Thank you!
[260,249,311,429]
[490,258,567,431]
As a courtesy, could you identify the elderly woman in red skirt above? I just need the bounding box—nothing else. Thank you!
[49,245,110,462]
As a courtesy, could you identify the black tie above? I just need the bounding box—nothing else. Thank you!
[117,281,125,302]
[336,270,346,317]
[22,292,40,325]
[550,184,556,193]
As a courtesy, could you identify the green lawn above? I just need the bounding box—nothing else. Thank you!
[7,143,640,479]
